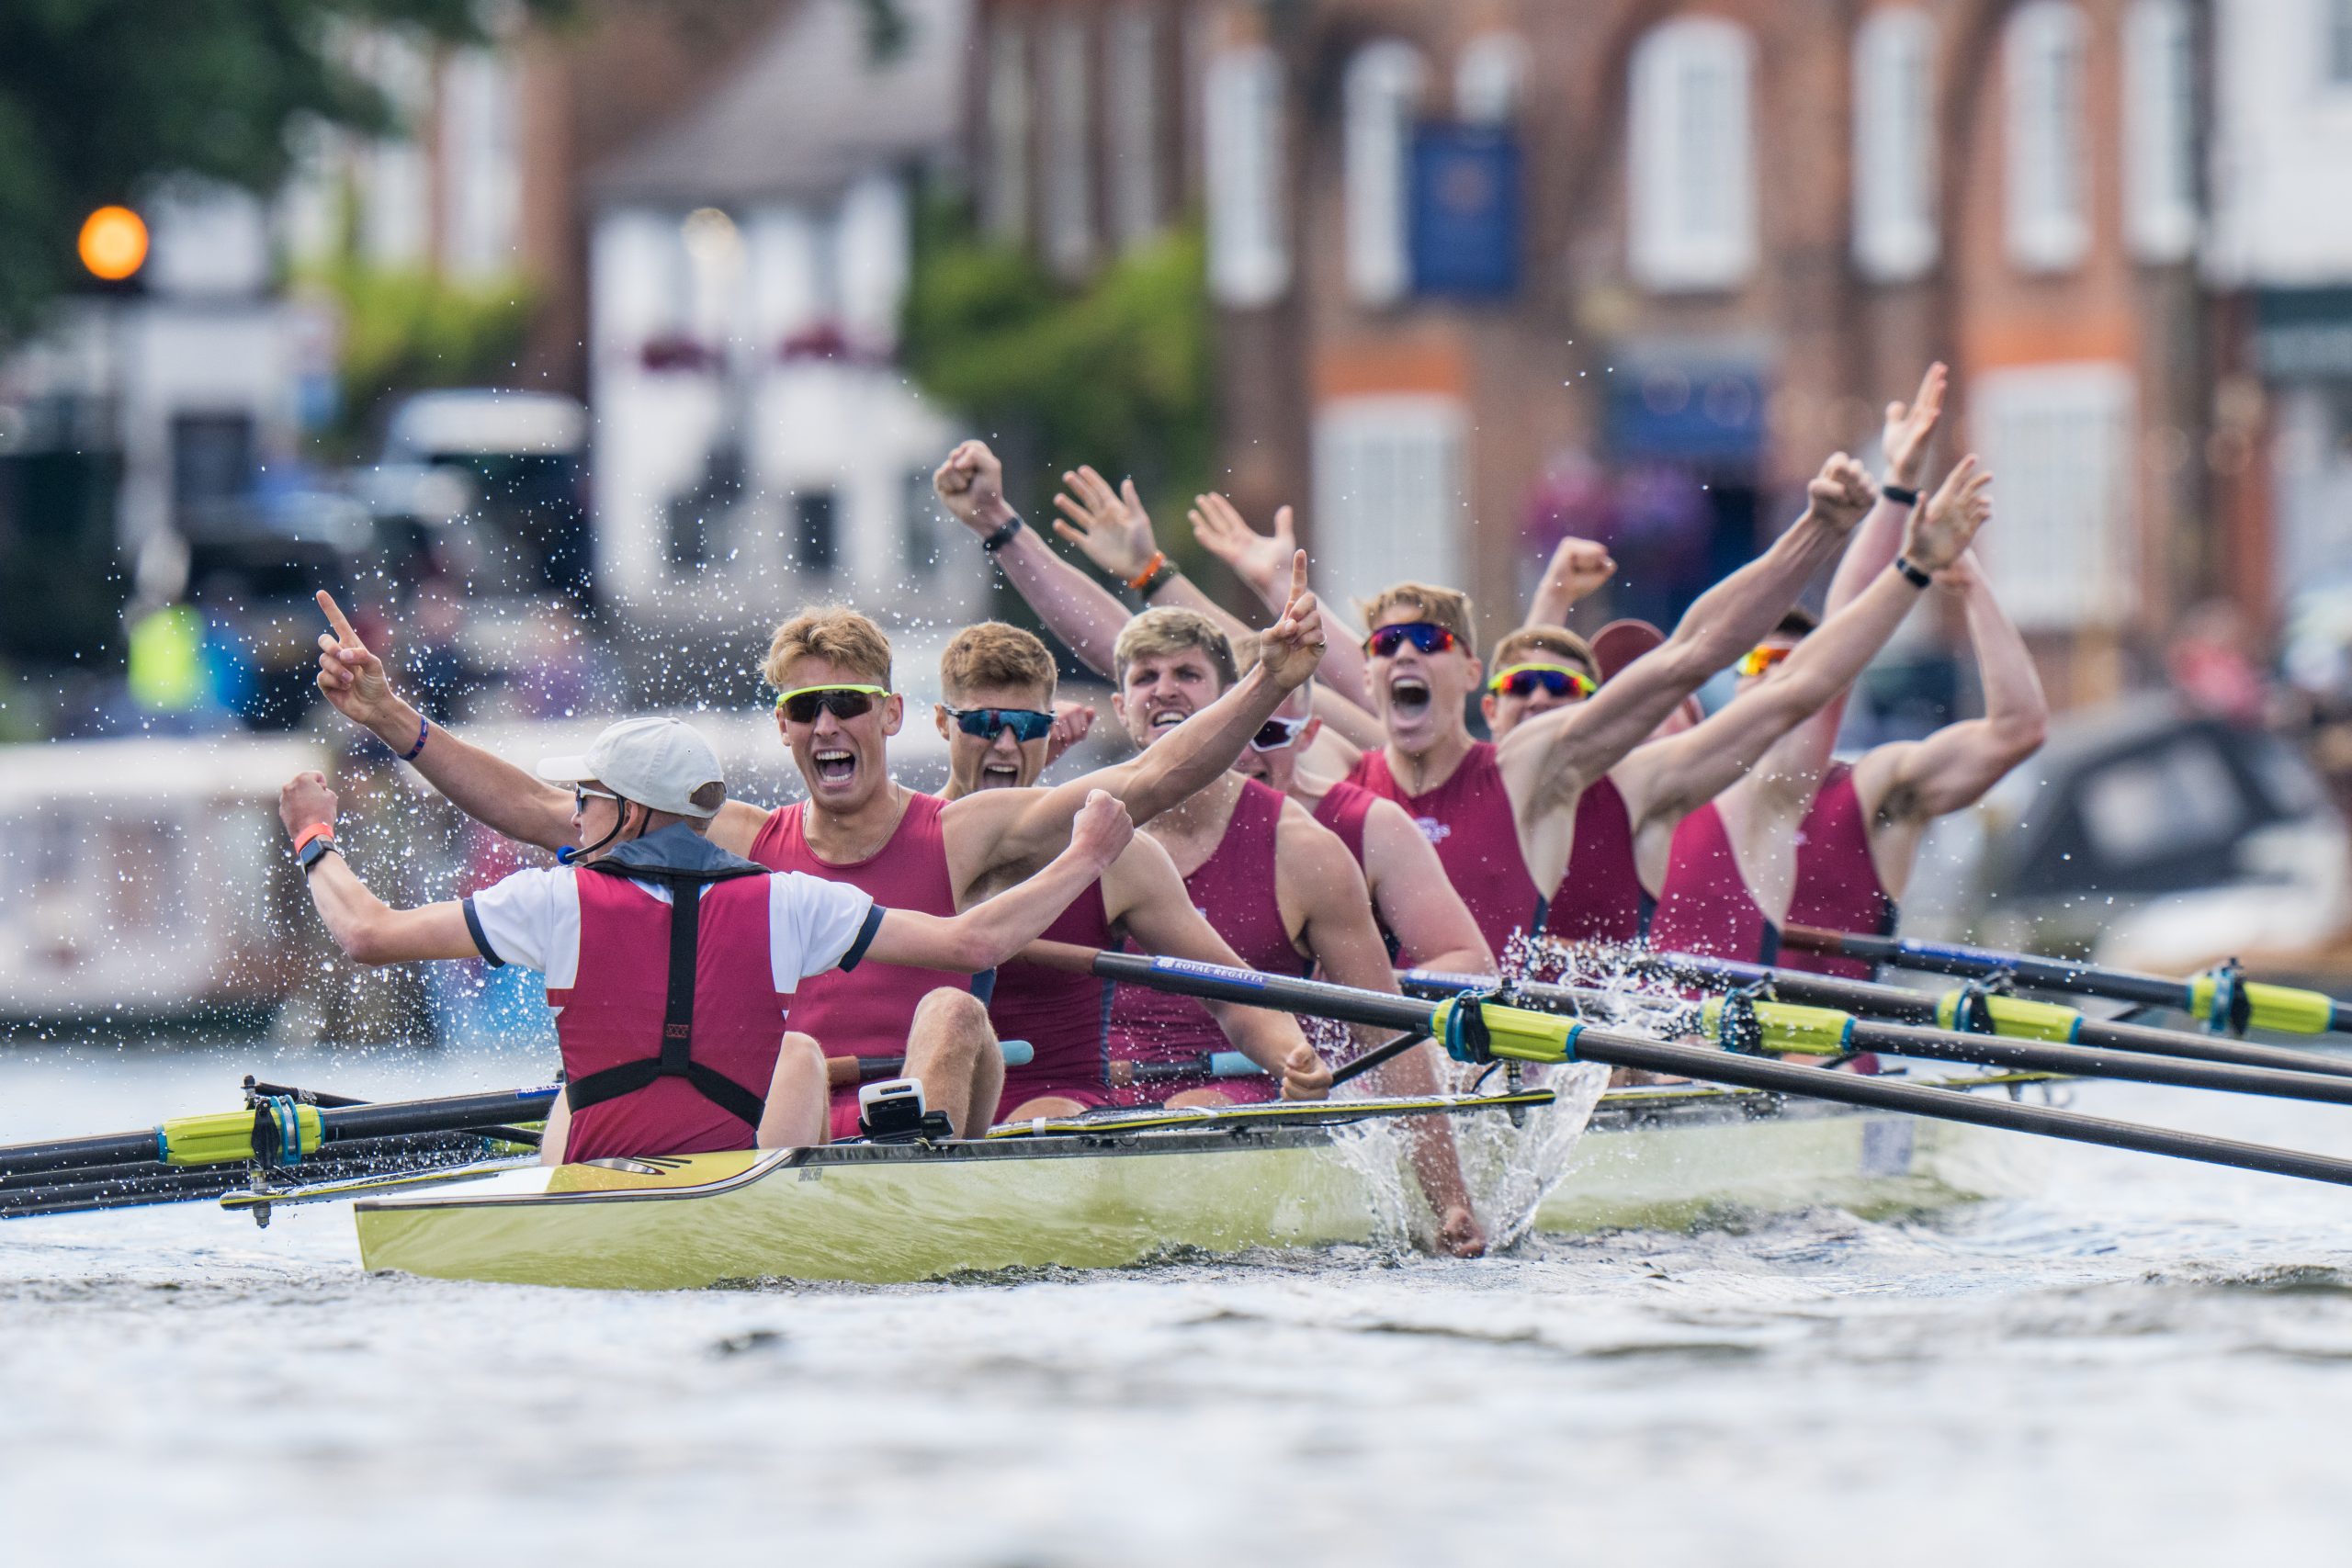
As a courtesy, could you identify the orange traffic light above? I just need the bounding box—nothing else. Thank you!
[78,206,148,282]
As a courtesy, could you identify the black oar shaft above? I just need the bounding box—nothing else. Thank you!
[1100,950,2352,1191]
[1566,1024,2352,1189]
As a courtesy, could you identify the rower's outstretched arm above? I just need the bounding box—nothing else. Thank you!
[278,773,480,964]
[1525,536,1618,628]
[1497,455,1877,809]
[867,792,1134,973]
[1191,493,1375,710]
[1854,551,2047,824]
[308,591,769,855]
[949,558,1328,879]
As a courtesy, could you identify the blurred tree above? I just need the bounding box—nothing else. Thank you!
[902,197,1216,590]
[0,0,571,337]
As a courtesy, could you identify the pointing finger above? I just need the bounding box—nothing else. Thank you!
[1288,549,1308,604]
[316,590,359,646]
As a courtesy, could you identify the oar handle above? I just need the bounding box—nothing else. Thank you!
[824,1039,1035,1089]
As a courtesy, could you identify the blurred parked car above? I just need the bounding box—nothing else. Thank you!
[361,389,592,608]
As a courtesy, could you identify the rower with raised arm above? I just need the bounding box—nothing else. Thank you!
[1179,458,1880,958]
[928,621,1330,1120]
[309,495,1329,1137]
[1768,366,2049,977]
[276,716,1131,1162]
[1101,608,1487,1255]
[1640,455,1999,964]
[933,443,1492,977]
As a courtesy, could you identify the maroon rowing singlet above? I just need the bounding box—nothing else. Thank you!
[1346,742,1544,958]
[1310,777,1377,866]
[1546,772,1645,945]
[1107,780,1305,1106]
[748,792,980,1136]
[988,884,1114,1111]
[1646,802,1781,964]
[1781,761,1896,981]
[548,870,786,1163]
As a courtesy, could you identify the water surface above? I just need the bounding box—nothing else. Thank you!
[4,1039,2350,1564]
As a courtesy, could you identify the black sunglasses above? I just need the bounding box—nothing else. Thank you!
[775,684,888,724]
[946,705,1056,743]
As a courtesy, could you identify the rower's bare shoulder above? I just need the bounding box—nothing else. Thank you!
[707,798,773,856]
[1276,800,1368,893]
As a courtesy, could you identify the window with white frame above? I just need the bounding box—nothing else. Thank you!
[1344,40,1425,307]
[1108,7,1162,245]
[1852,9,1938,281]
[1627,17,1758,292]
[1312,395,1467,609]
[1205,46,1288,306]
[1456,31,1528,125]
[1973,362,2137,628]
[440,50,520,280]
[986,21,1032,243]
[2006,3,2091,273]
[1044,17,1095,274]
[2124,0,2197,261]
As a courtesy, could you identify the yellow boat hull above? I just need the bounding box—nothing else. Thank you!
[353,1079,2034,1291]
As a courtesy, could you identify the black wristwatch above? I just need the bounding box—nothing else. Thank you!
[295,835,343,874]
[1881,482,1921,507]
[1893,556,1934,590]
[979,514,1024,553]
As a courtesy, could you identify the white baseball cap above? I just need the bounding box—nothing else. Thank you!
[537,717,727,818]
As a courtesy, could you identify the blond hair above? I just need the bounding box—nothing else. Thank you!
[941,621,1057,704]
[1492,625,1598,682]
[763,606,893,691]
[1113,606,1238,688]
[1359,581,1478,659]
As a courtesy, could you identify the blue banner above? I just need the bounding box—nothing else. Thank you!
[1410,126,1520,299]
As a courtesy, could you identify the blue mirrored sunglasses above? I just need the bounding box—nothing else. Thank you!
[946,705,1057,743]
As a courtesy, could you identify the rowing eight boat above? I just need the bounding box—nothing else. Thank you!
[311,1073,2038,1290]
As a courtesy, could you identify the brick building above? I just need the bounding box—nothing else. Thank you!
[971,0,2218,705]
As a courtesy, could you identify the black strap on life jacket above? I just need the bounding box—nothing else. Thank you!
[561,826,772,1132]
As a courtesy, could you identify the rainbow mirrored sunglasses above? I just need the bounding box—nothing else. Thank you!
[775,683,891,723]
[1364,621,1459,658]
[1487,663,1597,701]
[1735,645,1795,679]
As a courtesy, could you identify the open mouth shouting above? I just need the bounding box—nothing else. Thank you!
[978,761,1023,788]
[1387,673,1433,719]
[1147,705,1192,736]
[812,746,858,787]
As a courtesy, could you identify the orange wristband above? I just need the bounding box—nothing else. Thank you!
[292,822,335,855]
[1126,550,1169,592]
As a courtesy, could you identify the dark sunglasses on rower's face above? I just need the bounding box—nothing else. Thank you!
[1250,716,1307,752]
[775,684,889,724]
[572,784,620,814]
[1365,621,1459,659]
[946,705,1056,744]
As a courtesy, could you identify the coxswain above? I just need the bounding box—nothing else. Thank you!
[929,620,1329,1117]
[276,716,1133,1161]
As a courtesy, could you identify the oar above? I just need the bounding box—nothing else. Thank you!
[1083,948,2352,1190]
[243,1078,544,1146]
[1782,924,2352,1039]
[1406,954,2352,1082]
[0,1086,560,1183]
[823,1040,1034,1089]
[1398,970,2352,1111]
